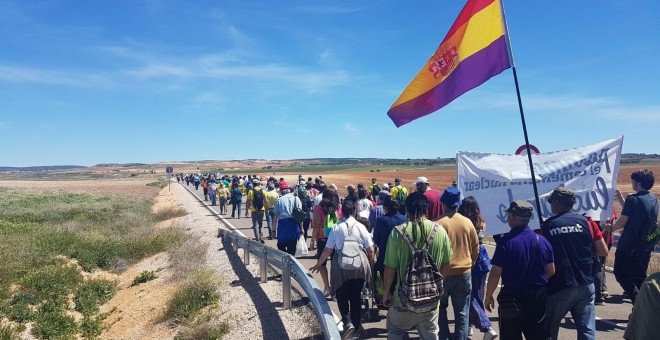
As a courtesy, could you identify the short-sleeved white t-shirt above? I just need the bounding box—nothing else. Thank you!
[326,216,374,250]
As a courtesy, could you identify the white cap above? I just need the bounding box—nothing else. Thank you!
[413,176,429,185]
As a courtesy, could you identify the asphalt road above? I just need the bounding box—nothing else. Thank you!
[180,182,631,339]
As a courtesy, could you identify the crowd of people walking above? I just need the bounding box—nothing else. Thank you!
[177,169,658,340]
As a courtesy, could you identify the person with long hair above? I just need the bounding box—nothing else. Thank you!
[458,196,498,340]
[382,191,453,339]
[311,187,342,297]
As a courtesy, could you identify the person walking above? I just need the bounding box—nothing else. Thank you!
[246,179,266,243]
[217,182,229,214]
[273,184,303,256]
[605,169,658,307]
[311,200,374,339]
[311,187,342,297]
[485,200,555,340]
[542,187,609,340]
[208,179,217,206]
[457,196,497,340]
[382,192,453,340]
[435,187,479,340]
[263,181,280,240]
[413,177,443,221]
[390,178,409,215]
[230,181,243,219]
[372,195,406,300]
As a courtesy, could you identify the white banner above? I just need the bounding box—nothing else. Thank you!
[456,137,623,236]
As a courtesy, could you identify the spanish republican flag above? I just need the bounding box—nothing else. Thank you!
[388,0,511,127]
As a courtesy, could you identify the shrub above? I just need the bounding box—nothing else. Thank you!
[32,309,78,340]
[74,279,117,315]
[131,271,158,286]
[20,263,82,301]
[166,269,219,321]
[175,321,230,340]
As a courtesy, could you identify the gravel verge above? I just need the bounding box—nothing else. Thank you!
[172,183,322,340]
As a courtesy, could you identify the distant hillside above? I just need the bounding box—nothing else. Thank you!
[0,165,86,172]
[93,163,147,167]
[621,153,660,164]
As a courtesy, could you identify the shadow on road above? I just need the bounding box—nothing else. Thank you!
[221,236,289,340]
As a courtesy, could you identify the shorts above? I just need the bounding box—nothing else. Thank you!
[315,238,333,265]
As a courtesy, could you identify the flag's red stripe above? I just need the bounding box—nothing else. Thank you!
[443,0,496,44]
[387,36,509,127]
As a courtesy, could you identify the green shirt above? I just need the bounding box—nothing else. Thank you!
[383,219,453,307]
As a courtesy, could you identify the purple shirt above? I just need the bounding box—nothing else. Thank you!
[491,226,554,292]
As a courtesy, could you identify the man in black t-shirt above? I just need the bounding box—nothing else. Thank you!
[605,169,658,305]
[542,187,609,339]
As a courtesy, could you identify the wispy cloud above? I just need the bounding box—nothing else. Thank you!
[0,65,114,87]
[294,6,369,14]
[452,91,660,122]
[124,58,350,92]
[343,123,359,135]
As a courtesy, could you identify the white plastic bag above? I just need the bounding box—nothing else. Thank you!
[295,234,309,257]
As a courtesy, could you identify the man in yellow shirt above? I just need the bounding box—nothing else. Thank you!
[389,178,408,214]
[245,179,266,243]
[263,182,280,239]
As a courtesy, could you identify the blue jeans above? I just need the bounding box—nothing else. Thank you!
[266,209,274,236]
[546,283,595,340]
[251,210,264,239]
[439,273,471,340]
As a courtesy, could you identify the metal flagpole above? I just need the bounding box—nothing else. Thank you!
[500,0,544,226]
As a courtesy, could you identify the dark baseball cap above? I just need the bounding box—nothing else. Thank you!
[440,186,461,208]
[548,187,576,204]
[505,200,534,218]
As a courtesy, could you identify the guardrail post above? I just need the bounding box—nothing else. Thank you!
[243,241,250,265]
[260,247,268,283]
[282,255,292,309]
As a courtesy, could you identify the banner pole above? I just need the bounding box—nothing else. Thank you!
[500,0,544,226]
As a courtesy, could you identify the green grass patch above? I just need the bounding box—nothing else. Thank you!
[146,179,169,189]
[0,324,19,340]
[154,206,187,221]
[131,270,158,286]
[74,279,116,315]
[0,187,188,339]
[166,269,219,321]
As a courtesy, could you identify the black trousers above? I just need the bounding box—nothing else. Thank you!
[498,286,551,340]
[277,238,297,256]
[336,278,365,330]
[614,248,651,303]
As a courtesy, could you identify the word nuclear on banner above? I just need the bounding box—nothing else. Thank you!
[456,136,623,236]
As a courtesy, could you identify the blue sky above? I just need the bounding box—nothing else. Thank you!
[1,0,659,167]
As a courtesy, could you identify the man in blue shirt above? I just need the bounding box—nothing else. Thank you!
[485,200,555,340]
[542,187,609,340]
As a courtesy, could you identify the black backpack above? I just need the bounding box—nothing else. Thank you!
[371,184,381,198]
[252,189,264,210]
[638,198,659,252]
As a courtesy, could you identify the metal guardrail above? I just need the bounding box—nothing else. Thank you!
[218,229,341,340]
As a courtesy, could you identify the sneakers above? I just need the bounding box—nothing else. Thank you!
[483,328,498,340]
[602,290,609,298]
[469,326,474,336]
[323,287,331,297]
[259,238,265,244]
[341,322,355,340]
[595,300,606,306]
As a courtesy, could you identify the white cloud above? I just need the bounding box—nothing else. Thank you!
[343,123,359,135]
[0,65,114,87]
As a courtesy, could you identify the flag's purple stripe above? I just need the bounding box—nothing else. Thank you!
[388,36,511,127]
